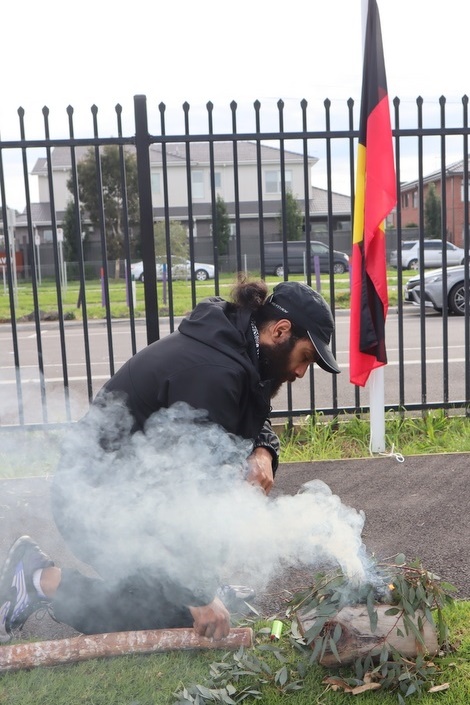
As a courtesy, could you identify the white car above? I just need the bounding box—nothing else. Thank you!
[390,239,466,270]
[131,256,215,282]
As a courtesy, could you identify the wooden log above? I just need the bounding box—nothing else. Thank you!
[297,604,438,667]
[0,627,253,673]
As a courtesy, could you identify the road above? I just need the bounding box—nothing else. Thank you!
[0,306,468,425]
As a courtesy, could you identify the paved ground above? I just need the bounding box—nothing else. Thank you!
[0,452,468,640]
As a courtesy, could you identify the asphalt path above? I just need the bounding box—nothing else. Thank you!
[0,452,468,641]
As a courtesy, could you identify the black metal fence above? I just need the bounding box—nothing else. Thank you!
[0,94,469,428]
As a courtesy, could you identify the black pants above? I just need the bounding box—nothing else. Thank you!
[52,570,194,635]
[49,467,200,635]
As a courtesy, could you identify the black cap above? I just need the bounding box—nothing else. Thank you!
[266,281,340,374]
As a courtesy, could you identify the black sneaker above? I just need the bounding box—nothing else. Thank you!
[216,584,256,611]
[0,536,54,643]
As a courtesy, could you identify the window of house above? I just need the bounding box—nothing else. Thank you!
[402,193,409,208]
[43,229,53,243]
[215,172,222,189]
[191,170,204,199]
[412,191,418,208]
[151,172,161,197]
[265,170,293,194]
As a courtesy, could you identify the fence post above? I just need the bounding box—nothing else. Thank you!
[134,94,159,344]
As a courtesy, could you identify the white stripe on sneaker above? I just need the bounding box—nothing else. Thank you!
[11,561,28,621]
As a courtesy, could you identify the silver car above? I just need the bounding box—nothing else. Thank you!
[404,265,469,315]
[390,239,466,270]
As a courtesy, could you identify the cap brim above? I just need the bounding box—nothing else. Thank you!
[307,332,341,374]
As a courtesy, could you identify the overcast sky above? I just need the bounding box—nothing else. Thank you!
[1,0,469,209]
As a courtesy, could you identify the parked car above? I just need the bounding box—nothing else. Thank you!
[264,240,349,277]
[404,264,469,315]
[390,239,466,270]
[131,256,215,282]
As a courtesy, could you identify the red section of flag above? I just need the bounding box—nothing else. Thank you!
[349,0,396,388]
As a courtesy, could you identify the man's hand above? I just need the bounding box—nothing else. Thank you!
[246,446,274,494]
[188,596,231,640]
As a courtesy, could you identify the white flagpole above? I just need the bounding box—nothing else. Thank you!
[361,0,386,453]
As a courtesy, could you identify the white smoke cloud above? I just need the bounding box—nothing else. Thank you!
[55,397,369,603]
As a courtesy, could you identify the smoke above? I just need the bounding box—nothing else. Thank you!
[54,396,369,605]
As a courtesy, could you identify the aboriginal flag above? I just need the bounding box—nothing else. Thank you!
[349,0,396,387]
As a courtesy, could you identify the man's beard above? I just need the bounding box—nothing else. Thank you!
[258,337,297,398]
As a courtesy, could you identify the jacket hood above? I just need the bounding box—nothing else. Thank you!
[178,297,261,383]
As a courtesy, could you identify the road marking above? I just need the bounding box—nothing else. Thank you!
[0,358,467,385]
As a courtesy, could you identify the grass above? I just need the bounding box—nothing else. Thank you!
[0,270,416,322]
[1,411,468,479]
[0,603,469,704]
[278,410,470,462]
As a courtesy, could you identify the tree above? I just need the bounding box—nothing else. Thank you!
[424,182,441,239]
[213,194,231,256]
[277,191,304,241]
[68,146,140,278]
[154,220,188,259]
[62,199,82,263]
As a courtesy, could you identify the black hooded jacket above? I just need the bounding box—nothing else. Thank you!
[102,297,280,468]
[50,298,281,617]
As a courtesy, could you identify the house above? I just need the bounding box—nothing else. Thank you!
[13,141,352,273]
[400,159,469,246]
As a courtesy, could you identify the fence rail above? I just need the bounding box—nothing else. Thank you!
[0,94,469,429]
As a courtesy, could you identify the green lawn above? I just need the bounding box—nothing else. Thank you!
[0,603,468,705]
[0,270,414,322]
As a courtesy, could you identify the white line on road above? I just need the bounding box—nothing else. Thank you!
[0,358,467,385]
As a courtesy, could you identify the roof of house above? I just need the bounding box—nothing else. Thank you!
[310,186,351,216]
[31,142,317,175]
[401,158,469,190]
[15,203,56,226]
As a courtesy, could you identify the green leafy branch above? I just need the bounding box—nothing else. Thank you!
[289,554,456,702]
[173,635,304,704]
[173,555,457,704]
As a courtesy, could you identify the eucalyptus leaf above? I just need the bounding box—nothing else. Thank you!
[304,617,327,642]
[275,665,289,687]
[329,635,341,662]
[320,634,329,661]
[355,657,364,679]
[282,682,304,692]
[309,638,324,663]
[424,606,434,624]
[333,623,342,643]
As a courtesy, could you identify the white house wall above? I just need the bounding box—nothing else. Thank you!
[150,161,309,209]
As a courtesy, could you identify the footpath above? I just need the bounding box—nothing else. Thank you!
[0,452,468,640]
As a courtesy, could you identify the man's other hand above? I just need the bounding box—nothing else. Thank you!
[188,596,231,640]
[246,446,274,494]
